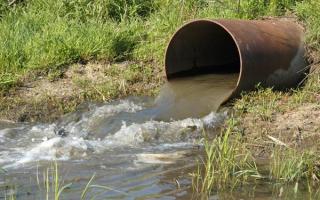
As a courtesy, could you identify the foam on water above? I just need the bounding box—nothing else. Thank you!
[0,74,239,199]
[0,98,226,169]
[0,74,237,170]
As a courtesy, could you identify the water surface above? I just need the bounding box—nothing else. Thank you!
[0,73,239,199]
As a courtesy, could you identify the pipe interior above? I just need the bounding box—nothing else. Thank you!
[165,21,241,79]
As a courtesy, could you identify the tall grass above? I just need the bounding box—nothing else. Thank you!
[0,0,304,91]
[269,147,320,200]
[270,147,320,184]
[194,115,320,197]
[34,161,127,200]
[192,118,261,197]
[39,162,72,200]
[295,0,320,54]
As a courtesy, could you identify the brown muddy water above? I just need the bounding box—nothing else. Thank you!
[155,74,238,120]
[0,73,309,199]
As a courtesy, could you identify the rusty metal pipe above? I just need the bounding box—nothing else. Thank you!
[165,19,308,104]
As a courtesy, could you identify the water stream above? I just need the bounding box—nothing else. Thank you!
[0,74,238,199]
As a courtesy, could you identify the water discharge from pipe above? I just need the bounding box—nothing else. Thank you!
[0,19,310,199]
[165,19,308,109]
[154,73,238,119]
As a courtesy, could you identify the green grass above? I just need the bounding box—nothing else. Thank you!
[35,161,126,199]
[192,118,261,197]
[194,115,320,198]
[270,147,320,183]
[0,0,309,121]
[0,0,306,92]
[1,0,320,197]
[295,0,320,54]
[233,71,320,123]
[234,85,285,121]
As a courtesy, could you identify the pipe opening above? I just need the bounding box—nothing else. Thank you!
[165,20,241,79]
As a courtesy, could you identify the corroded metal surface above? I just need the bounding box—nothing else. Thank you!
[165,19,307,103]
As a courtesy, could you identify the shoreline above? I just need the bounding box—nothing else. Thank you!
[0,61,164,122]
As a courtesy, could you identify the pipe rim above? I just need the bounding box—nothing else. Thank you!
[164,19,243,104]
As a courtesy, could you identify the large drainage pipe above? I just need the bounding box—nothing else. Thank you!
[165,19,308,104]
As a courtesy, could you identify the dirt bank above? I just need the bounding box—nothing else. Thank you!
[0,61,164,122]
[232,59,320,157]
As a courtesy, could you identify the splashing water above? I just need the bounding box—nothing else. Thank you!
[0,99,226,169]
[0,74,237,199]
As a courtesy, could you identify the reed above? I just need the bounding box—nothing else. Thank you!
[192,118,261,198]
[33,161,128,199]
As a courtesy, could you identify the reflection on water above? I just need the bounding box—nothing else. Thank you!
[155,73,238,120]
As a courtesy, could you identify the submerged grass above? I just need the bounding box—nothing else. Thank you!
[1,161,127,199]
[35,162,70,200]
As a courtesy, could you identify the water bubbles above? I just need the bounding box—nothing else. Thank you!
[0,97,226,169]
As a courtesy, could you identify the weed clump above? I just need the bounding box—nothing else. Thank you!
[192,118,260,197]
[110,29,138,61]
[0,0,8,18]
[195,115,320,198]
[107,0,157,22]
[270,147,320,183]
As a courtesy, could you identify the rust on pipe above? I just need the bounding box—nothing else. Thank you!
[165,19,308,104]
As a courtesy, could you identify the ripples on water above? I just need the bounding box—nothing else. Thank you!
[0,74,238,199]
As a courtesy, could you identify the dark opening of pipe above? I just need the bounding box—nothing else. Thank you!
[165,20,240,79]
[165,19,306,108]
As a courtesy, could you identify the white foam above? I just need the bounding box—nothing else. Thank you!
[0,98,225,169]
[16,137,64,165]
[104,112,224,146]
[91,100,144,118]
[3,136,104,168]
[135,151,187,164]
[58,99,145,138]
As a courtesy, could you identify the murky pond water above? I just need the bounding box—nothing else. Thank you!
[0,74,240,199]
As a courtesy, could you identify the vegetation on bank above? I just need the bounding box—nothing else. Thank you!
[193,108,320,198]
[0,0,320,198]
[0,0,316,122]
[192,0,320,193]
[192,0,320,196]
[0,0,308,93]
